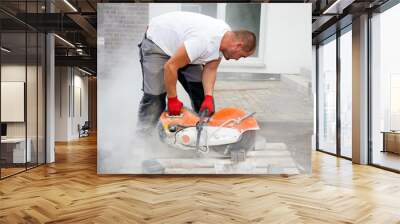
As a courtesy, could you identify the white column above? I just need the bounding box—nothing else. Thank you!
[46,33,55,163]
[46,1,56,163]
[352,14,369,164]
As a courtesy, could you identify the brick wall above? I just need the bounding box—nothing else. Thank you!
[97,3,148,78]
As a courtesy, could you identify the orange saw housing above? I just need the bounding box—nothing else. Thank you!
[159,107,259,133]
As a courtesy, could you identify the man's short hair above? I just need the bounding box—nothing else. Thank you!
[233,30,257,53]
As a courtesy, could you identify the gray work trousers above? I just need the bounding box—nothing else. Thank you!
[137,36,205,134]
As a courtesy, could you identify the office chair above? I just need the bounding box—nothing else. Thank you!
[79,121,90,138]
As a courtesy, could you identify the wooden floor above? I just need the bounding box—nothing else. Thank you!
[373,151,400,171]
[1,167,26,178]
[1,135,400,223]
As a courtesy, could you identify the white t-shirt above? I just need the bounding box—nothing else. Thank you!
[146,11,231,65]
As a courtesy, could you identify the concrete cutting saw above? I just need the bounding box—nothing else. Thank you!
[157,107,259,162]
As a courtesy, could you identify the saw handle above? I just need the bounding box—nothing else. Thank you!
[195,108,209,151]
[166,113,184,118]
[198,108,209,121]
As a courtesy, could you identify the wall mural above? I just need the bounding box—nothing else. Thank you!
[97,3,313,174]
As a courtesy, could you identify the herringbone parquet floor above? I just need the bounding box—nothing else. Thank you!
[1,134,400,224]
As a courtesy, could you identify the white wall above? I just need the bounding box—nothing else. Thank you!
[1,64,46,163]
[1,65,26,81]
[1,66,26,126]
[72,73,89,138]
[55,67,68,141]
[55,67,89,141]
[257,4,311,75]
[1,82,24,122]
[1,65,38,138]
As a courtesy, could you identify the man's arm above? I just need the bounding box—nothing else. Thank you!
[202,58,221,96]
[164,45,190,97]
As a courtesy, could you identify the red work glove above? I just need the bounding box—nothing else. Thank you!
[167,96,183,116]
[199,95,214,116]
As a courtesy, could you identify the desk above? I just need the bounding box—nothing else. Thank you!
[1,138,31,163]
[382,131,400,154]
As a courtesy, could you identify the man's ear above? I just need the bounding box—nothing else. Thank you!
[236,42,244,49]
